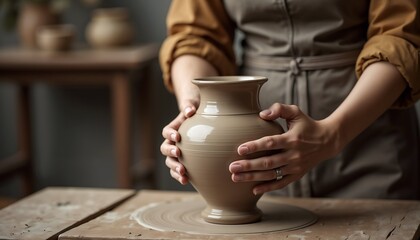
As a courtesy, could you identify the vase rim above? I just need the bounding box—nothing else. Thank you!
[193,76,267,85]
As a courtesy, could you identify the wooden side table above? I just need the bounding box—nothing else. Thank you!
[0,44,159,194]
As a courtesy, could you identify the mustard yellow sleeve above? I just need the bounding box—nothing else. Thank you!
[356,0,420,108]
[159,0,236,92]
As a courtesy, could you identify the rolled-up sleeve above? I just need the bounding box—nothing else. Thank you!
[356,0,420,108]
[159,0,236,92]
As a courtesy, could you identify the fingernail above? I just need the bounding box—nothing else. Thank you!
[233,174,243,181]
[179,176,185,184]
[230,163,242,172]
[170,148,177,157]
[184,106,193,116]
[238,146,249,155]
[260,109,272,116]
[253,188,263,195]
[170,133,177,142]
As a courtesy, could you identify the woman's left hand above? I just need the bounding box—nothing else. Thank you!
[229,103,343,195]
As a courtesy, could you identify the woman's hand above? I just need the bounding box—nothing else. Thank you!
[161,54,218,185]
[161,93,198,185]
[229,103,342,195]
[160,108,196,185]
[229,62,407,195]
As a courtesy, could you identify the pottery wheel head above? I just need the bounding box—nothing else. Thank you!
[130,198,317,235]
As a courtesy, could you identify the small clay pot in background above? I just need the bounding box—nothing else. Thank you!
[37,24,75,52]
[85,7,134,49]
[17,2,59,48]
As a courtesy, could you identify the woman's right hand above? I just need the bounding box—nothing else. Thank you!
[160,105,197,185]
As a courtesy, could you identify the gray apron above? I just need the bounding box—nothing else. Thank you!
[224,0,420,199]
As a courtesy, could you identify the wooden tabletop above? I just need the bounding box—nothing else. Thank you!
[1,188,419,240]
[60,190,420,240]
[0,187,135,240]
[0,43,159,71]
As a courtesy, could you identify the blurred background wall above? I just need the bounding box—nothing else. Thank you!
[0,0,195,200]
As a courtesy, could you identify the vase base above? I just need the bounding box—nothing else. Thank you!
[201,206,262,224]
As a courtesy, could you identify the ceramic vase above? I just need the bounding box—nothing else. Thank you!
[17,2,59,48]
[37,24,75,52]
[85,7,134,49]
[177,76,284,224]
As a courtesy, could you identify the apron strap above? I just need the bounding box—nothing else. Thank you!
[244,50,360,71]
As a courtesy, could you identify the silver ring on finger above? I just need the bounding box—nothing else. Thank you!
[275,168,283,181]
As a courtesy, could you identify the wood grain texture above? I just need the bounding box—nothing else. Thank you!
[59,190,420,240]
[0,187,135,240]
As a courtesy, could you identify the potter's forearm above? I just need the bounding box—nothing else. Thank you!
[171,55,218,111]
[326,62,407,149]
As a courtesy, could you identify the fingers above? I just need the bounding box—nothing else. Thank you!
[231,169,278,182]
[178,99,197,118]
[231,161,304,196]
[238,104,303,156]
[161,138,188,184]
[230,151,292,173]
[162,112,185,143]
[165,154,184,174]
[230,157,304,196]
[183,105,196,118]
[252,175,298,195]
[165,156,188,185]
[161,105,197,143]
[160,139,180,158]
[238,104,305,155]
[231,155,304,182]
[230,149,308,195]
[228,103,330,195]
[170,169,189,185]
[259,103,302,121]
[237,133,293,156]
[161,109,195,185]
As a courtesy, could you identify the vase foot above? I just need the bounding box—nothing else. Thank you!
[201,206,262,224]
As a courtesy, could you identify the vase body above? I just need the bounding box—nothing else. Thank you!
[86,7,134,49]
[177,76,284,224]
[17,2,59,48]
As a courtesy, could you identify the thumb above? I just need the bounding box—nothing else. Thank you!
[260,103,302,121]
[179,99,199,118]
[182,105,196,118]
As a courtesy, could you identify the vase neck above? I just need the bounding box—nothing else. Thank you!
[194,77,266,116]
